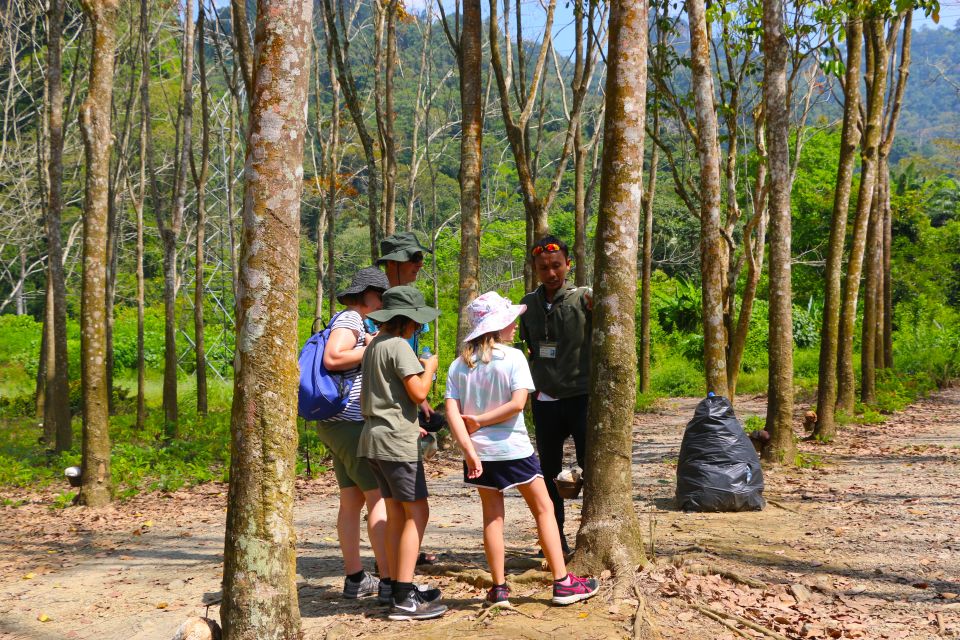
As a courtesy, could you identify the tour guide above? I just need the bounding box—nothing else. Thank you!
[518,235,592,555]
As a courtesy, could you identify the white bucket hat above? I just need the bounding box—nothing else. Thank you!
[463,292,527,343]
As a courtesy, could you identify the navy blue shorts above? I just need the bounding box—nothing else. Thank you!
[463,454,544,492]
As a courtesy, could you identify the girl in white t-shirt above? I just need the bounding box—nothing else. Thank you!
[445,292,599,609]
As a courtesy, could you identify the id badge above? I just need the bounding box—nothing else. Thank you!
[539,341,558,359]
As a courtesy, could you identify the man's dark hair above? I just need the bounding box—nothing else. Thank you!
[530,235,569,259]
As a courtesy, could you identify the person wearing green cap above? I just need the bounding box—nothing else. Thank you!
[358,286,446,621]
[376,232,443,569]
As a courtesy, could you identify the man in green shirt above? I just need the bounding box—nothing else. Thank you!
[518,235,592,554]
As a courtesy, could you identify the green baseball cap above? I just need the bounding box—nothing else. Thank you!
[366,286,440,324]
[376,232,432,265]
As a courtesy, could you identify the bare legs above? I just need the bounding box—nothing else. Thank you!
[385,497,430,583]
[336,486,389,578]
[478,478,567,583]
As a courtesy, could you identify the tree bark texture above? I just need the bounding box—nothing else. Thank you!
[762,0,796,465]
[814,17,862,441]
[456,0,483,344]
[44,0,71,453]
[571,0,647,576]
[685,0,729,398]
[220,0,311,637]
[77,0,118,508]
[192,4,211,416]
[639,105,658,395]
[836,18,890,413]
[157,0,196,438]
[135,0,150,431]
[322,0,380,261]
[861,177,882,404]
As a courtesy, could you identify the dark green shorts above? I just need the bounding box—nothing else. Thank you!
[316,420,379,492]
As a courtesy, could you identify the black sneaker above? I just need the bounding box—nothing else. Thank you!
[388,588,448,620]
[343,571,379,599]
[378,581,441,605]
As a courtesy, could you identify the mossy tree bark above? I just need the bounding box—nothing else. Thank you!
[836,16,894,413]
[220,0,312,637]
[685,0,729,398]
[569,0,647,578]
[77,0,118,508]
[814,15,863,442]
[446,0,483,343]
[44,0,72,454]
[762,0,796,465]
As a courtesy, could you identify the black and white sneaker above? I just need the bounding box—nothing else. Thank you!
[343,571,379,599]
[378,581,441,605]
[388,588,447,620]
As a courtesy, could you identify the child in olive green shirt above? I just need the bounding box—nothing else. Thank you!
[358,286,445,621]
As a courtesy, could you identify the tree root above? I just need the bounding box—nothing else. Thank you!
[632,585,661,640]
[676,559,768,590]
[690,603,789,640]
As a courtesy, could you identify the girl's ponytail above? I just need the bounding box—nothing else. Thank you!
[460,332,497,369]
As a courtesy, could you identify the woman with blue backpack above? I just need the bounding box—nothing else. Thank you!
[314,267,393,601]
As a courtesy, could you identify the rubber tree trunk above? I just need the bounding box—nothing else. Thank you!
[685,0,729,398]
[220,0,311,636]
[570,0,647,577]
[77,0,118,508]
[814,17,862,442]
[44,0,72,454]
[836,19,888,414]
[762,0,796,465]
[639,111,658,395]
[455,0,483,344]
[193,3,211,417]
[861,178,882,405]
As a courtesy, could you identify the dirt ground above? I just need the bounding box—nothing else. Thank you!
[1,388,959,640]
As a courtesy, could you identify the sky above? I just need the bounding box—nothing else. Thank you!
[206,0,960,58]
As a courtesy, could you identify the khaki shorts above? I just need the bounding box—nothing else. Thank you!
[316,420,379,492]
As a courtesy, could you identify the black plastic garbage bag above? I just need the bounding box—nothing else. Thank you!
[675,395,765,512]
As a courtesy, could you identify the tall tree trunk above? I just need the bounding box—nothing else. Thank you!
[762,0,796,465]
[230,0,254,99]
[573,118,588,287]
[43,0,71,453]
[135,0,151,431]
[685,0,728,397]
[814,17,863,441]
[322,0,380,261]
[861,177,881,404]
[836,18,890,413]
[882,167,893,366]
[639,107,658,395]
[456,0,483,344]
[77,0,117,508]
[220,0,311,636]
[325,30,340,318]
[381,0,398,236]
[192,4,211,416]
[571,0,647,577]
[37,276,50,422]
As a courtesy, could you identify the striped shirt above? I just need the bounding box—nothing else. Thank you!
[320,310,365,423]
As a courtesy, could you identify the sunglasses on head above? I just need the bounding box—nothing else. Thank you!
[532,243,561,256]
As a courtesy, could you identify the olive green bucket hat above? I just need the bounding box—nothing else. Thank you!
[366,286,440,325]
[376,232,432,265]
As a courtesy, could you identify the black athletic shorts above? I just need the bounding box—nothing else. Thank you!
[363,457,429,502]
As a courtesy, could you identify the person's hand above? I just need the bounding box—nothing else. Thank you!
[420,353,439,372]
[420,401,434,418]
[419,428,428,438]
[365,329,379,342]
[584,288,594,311]
[465,450,483,479]
[462,415,481,433]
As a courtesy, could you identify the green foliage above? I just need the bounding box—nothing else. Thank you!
[650,354,705,397]
[654,277,702,334]
[792,300,821,349]
[743,415,765,433]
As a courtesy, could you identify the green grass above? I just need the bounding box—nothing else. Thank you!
[0,370,329,499]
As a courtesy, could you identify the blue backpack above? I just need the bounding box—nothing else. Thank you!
[298,312,356,421]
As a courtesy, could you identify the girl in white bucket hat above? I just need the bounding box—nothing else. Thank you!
[444,292,599,609]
